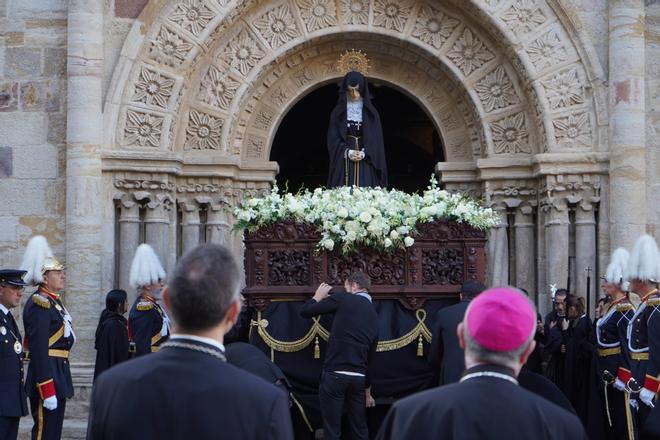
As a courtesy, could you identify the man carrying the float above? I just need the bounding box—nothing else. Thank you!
[128,243,171,356]
[596,248,638,440]
[625,235,660,436]
[21,236,75,440]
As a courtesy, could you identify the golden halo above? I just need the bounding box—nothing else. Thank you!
[337,49,371,76]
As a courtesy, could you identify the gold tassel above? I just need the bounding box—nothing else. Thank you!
[417,334,423,357]
[314,336,320,359]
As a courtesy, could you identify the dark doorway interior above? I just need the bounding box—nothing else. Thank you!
[269,81,444,194]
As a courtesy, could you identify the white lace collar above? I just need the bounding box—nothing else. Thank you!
[347,99,363,123]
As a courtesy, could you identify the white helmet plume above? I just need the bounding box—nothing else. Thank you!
[625,235,660,283]
[605,248,630,291]
[20,235,64,286]
[129,244,166,289]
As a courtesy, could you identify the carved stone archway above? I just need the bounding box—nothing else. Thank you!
[102,0,607,316]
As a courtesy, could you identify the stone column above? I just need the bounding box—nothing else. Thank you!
[65,0,104,364]
[608,0,646,249]
[487,210,509,287]
[207,203,231,246]
[575,204,597,315]
[145,197,171,274]
[118,198,140,302]
[545,200,570,291]
[514,208,536,297]
[180,202,201,254]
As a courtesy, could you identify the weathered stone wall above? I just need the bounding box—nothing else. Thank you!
[0,0,68,293]
[647,2,660,242]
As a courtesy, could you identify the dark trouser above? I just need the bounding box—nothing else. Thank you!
[0,416,20,440]
[319,372,368,440]
[603,387,633,440]
[29,395,66,440]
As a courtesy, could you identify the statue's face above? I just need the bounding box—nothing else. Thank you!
[347,85,361,101]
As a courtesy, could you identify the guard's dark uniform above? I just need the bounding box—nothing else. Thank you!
[128,294,169,356]
[627,289,660,433]
[596,296,636,440]
[0,305,28,440]
[23,289,74,440]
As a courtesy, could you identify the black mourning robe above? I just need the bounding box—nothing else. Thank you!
[93,310,129,380]
[562,315,605,439]
[327,71,387,188]
[376,364,588,440]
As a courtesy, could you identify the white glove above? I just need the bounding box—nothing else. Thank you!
[613,378,626,391]
[43,396,58,411]
[630,398,639,411]
[639,388,656,407]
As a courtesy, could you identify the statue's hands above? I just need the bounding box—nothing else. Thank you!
[348,150,362,161]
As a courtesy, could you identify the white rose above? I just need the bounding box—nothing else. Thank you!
[322,239,334,250]
[404,236,415,247]
[247,198,260,207]
[345,221,359,232]
[359,212,372,223]
[389,230,399,240]
[337,207,349,218]
[384,238,393,248]
[238,211,251,222]
[346,231,357,241]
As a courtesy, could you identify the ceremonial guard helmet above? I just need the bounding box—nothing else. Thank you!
[129,244,166,289]
[605,248,631,291]
[20,235,64,286]
[625,234,660,283]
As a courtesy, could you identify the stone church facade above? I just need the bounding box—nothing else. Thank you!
[1,0,659,431]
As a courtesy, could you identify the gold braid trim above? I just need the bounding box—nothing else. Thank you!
[254,309,431,355]
[252,311,329,353]
[376,309,431,353]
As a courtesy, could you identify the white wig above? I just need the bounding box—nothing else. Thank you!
[625,235,660,283]
[20,236,60,286]
[129,244,166,290]
[605,248,630,291]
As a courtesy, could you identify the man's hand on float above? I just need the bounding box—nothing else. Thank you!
[313,283,332,302]
[365,388,376,408]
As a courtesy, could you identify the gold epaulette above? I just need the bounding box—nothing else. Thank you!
[32,293,51,309]
[136,301,154,311]
[647,298,660,307]
[617,303,633,312]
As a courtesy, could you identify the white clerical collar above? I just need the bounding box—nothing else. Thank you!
[0,303,8,315]
[355,291,372,302]
[170,334,225,352]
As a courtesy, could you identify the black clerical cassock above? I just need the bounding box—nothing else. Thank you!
[93,309,129,380]
[327,71,387,188]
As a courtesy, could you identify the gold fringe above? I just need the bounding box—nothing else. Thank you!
[253,308,433,356]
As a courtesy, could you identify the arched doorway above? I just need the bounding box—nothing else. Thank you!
[270,81,444,193]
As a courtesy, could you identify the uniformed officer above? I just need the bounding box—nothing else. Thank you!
[20,236,75,440]
[0,269,29,440]
[624,235,660,435]
[127,244,170,356]
[596,248,637,440]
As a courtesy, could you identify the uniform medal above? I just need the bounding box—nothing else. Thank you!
[13,340,22,354]
[0,326,6,335]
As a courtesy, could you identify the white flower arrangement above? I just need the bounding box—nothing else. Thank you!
[233,175,499,254]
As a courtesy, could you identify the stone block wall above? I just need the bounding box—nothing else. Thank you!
[0,0,68,297]
[647,2,660,241]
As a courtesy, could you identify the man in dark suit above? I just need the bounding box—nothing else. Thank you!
[0,269,29,440]
[428,280,485,385]
[376,287,588,440]
[300,272,379,440]
[87,244,293,440]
